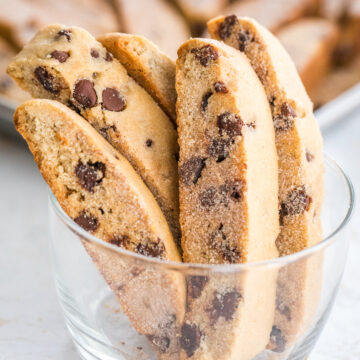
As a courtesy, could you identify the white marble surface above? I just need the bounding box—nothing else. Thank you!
[0,110,359,360]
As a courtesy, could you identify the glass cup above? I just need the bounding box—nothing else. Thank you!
[49,155,354,360]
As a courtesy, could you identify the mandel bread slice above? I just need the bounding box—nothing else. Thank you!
[98,33,177,123]
[14,99,185,359]
[176,38,279,359]
[7,24,180,246]
[208,15,324,352]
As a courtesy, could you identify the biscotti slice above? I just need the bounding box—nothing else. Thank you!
[98,33,177,123]
[7,24,180,245]
[173,0,228,25]
[0,0,118,50]
[277,18,339,94]
[0,37,28,103]
[209,16,324,351]
[223,0,317,34]
[14,99,185,359]
[177,38,279,359]
[113,0,190,59]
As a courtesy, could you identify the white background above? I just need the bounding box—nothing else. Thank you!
[0,110,359,360]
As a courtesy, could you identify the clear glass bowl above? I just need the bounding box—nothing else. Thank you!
[49,155,354,360]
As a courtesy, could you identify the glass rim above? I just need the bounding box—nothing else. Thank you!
[49,154,355,272]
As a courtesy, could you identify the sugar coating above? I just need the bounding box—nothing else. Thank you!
[208,16,324,351]
[14,99,185,359]
[98,33,177,123]
[176,38,279,359]
[7,24,180,244]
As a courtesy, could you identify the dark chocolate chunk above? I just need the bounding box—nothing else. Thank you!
[273,102,296,132]
[105,51,113,62]
[34,66,60,94]
[214,81,229,93]
[75,161,106,192]
[306,151,314,162]
[201,91,213,111]
[238,30,253,52]
[146,139,153,147]
[191,45,219,67]
[208,138,229,162]
[270,326,286,353]
[74,211,99,232]
[217,112,243,138]
[208,290,242,324]
[199,187,218,208]
[90,49,99,58]
[225,179,244,202]
[179,157,206,185]
[73,79,97,108]
[109,235,129,247]
[187,276,209,300]
[147,335,170,353]
[57,29,71,41]
[99,125,116,140]
[135,238,165,259]
[180,323,201,357]
[222,245,241,264]
[218,14,238,40]
[101,88,126,112]
[51,50,69,63]
[280,186,312,223]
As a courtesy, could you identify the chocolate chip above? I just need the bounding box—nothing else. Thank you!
[274,103,296,132]
[102,88,126,112]
[226,179,244,202]
[146,139,153,147]
[217,112,243,138]
[306,151,314,162]
[147,335,170,353]
[208,138,229,162]
[73,79,97,108]
[238,30,253,52]
[187,276,208,300]
[276,297,291,321]
[180,324,201,357]
[208,290,242,324]
[199,187,218,208]
[218,14,238,40]
[191,45,219,67]
[91,49,99,58]
[99,125,116,140]
[51,50,69,63]
[270,326,286,353]
[75,161,105,192]
[105,52,113,62]
[280,186,312,223]
[135,238,165,259]
[57,29,71,41]
[201,91,213,112]
[74,211,99,232]
[214,81,229,93]
[179,157,206,185]
[222,245,241,264]
[34,66,60,94]
[109,235,129,247]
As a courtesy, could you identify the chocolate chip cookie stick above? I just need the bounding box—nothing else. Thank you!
[176,38,279,360]
[14,99,185,359]
[208,15,324,351]
[7,24,180,245]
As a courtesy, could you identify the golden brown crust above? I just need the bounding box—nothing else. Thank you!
[98,33,177,123]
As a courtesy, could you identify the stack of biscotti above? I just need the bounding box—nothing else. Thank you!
[8,15,324,360]
[208,15,324,352]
